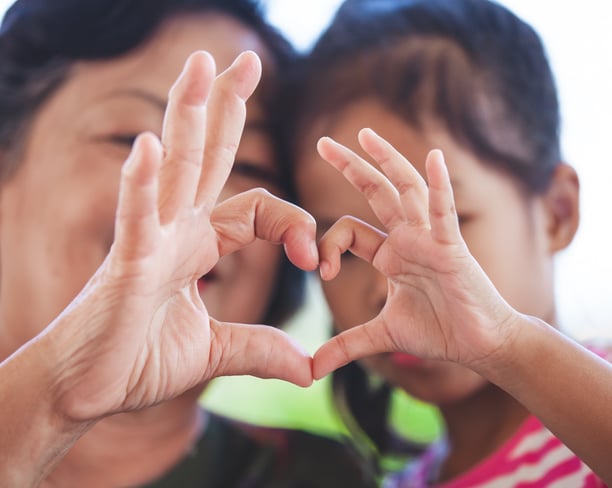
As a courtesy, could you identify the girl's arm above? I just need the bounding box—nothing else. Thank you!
[313,128,612,484]
[478,315,612,484]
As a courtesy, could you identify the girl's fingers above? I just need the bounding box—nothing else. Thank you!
[210,320,313,387]
[195,51,262,209]
[312,320,397,380]
[318,216,387,280]
[159,51,215,223]
[358,128,429,224]
[114,133,163,262]
[425,150,462,245]
[317,136,405,229]
[211,188,319,271]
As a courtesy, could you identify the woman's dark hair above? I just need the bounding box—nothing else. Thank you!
[283,0,562,468]
[0,0,305,325]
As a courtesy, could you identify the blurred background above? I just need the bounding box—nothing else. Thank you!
[1,0,610,440]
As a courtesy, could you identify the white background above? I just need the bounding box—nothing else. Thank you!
[1,0,610,340]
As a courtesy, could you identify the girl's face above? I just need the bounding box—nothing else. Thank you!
[0,14,283,354]
[296,98,558,405]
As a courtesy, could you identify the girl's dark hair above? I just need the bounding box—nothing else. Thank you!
[331,361,428,476]
[283,0,562,468]
[0,0,304,325]
[289,0,561,194]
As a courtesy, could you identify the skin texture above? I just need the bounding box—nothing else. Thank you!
[2,9,610,487]
[297,100,562,404]
[295,99,611,481]
[0,15,318,488]
[0,13,283,357]
[301,123,612,483]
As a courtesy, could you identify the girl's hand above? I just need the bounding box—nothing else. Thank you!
[313,128,519,379]
[49,51,318,422]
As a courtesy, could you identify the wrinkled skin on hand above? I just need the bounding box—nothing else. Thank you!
[51,51,318,422]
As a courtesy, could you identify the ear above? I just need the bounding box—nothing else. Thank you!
[543,163,580,253]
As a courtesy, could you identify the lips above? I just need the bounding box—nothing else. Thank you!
[197,268,219,292]
[389,351,424,367]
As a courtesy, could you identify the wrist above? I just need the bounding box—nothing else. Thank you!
[45,273,128,423]
[0,330,94,486]
[469,312,550,386]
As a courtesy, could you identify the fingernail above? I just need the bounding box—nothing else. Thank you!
[231,50,256,69]
[319,260,329,279]
[310,240,319,261]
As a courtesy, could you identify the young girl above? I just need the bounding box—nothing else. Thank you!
[288,0,611,485]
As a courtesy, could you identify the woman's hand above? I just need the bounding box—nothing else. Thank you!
[48,51,318,422]
[313,128,519,379]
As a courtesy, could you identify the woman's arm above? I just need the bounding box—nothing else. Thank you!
[0,335,92,486]
[0,50,317,487]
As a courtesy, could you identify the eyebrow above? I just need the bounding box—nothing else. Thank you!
[106,89,167,111]
[104,89,271,132]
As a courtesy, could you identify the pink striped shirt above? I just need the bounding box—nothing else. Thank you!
[385,345,610,488]
[383,416,606,488]
[384,414,606,487]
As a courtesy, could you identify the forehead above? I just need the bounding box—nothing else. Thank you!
[298,98,433,177]
[296,97,523,206]
[70,12,274,109]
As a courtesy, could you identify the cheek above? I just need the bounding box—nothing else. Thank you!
[321,259,383,332]
[27,143,120,249]
[322,278,355,334]
[45,182,119,286]
[2,155,116,267]
[0,194,114,345]
[34,188,117,311]
[226,242,283,322]
[242,239,282,278]
[462,216,547,313]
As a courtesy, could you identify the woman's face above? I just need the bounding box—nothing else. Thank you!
[0,14,284,352]
[296,99,557,406]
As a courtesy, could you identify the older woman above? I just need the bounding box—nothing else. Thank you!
[0,1,376,486]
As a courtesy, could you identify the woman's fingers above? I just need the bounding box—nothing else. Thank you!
[211,188,319,271]
[114,133,163,262]
[318,216,387,280]
[195,51,262,209]
[425,149,462,245]
[210,320,313,387]
[159,51,215,223]
[317,136,405,229]
[158,50,262,222]
[313,320,397,380]
[358,128,429,223]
